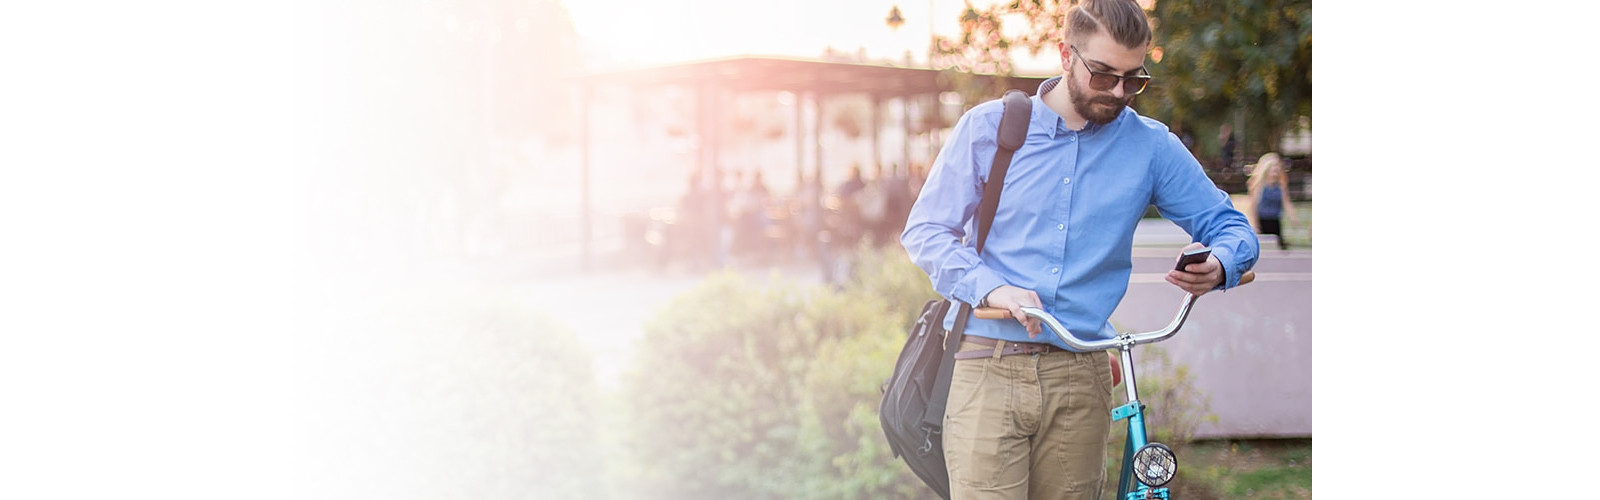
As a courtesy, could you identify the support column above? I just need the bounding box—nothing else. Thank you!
[812,93,824,186]
[794,92,804,186]
[871,95,882,175]
[902,96,913,176]
[579,85,592,271]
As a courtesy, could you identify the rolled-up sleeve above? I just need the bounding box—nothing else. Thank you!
[901,108,1006,305]
[1150,132,1260,289]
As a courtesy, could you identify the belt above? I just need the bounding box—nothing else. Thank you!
[953,335,1063,360]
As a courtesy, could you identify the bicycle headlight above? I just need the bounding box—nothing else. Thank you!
[1132,442,1177,487]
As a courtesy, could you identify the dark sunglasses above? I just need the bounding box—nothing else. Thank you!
[1070,46,1151,95]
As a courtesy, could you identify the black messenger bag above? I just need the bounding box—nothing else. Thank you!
[878,89,1032,499]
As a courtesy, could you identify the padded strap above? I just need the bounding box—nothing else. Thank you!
[920,89,1032,430]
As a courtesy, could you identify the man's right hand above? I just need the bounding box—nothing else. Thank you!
[982,285,1042,337]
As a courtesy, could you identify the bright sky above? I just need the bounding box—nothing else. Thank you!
[563,0,1059,73]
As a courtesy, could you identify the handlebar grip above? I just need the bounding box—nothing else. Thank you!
[974,307,1012,319]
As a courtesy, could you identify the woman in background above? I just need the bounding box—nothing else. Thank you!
[1248,152,1300,250]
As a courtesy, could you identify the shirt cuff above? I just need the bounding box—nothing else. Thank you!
[958,265,1010,307]
[1211,246,1238,290]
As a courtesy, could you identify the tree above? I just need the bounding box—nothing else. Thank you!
[1146,0,1312,158]
[930,0,1312,158]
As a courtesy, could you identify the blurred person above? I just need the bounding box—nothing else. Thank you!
[1247,152,1300,250]
[909,161,929,195]
[697,167,730,269]
[1218,122,1236,171]
[881,162,914,243]
[1173,123,1196,154]
[714,168,735,267]
[857,163,890,246]
[899,1,1260,498]
[673,171,707,270]
[834,164,869,247]
[736,170,774,260]
[748,170,770,201]
[794,172,824,260]
[837,164,866,198]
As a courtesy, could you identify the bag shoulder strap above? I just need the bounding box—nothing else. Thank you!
[921,89,1032,430]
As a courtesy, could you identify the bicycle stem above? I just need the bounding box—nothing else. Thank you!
[1119,347,1140,405]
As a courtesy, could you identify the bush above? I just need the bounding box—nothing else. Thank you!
[1101,345,1219,499]
[618,245,1215,499]
[618,272,825,498]
[618,248,936,499]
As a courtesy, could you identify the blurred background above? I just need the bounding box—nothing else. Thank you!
[287,1,1313,498]
[2,1,1311,498]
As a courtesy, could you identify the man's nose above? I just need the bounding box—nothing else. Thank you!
[1108,80,1126,99]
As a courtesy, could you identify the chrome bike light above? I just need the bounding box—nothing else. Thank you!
[1132,443,1177,487]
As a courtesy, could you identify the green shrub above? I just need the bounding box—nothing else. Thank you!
[1101,345,1219,498]
[618,248,937,499]
[619,245,1215,499]
[619,273,822,498]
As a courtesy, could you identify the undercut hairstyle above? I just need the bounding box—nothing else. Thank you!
[1065,0,1153,50]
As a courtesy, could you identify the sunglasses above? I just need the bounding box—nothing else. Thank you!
[1070,46,1151,95]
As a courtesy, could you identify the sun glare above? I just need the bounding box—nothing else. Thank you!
[565,0,986,69]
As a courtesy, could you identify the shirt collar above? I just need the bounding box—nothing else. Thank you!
[1033,77,1066,139]
[1032,75,1118,138]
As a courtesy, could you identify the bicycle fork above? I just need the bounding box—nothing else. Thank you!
[1112,346,1175,500]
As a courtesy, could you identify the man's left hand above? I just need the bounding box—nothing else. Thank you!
[1166,242,1224,296]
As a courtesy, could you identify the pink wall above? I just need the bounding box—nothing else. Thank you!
[1114,251,1312,439]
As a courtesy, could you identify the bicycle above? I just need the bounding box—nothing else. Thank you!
[974,270,1256,500]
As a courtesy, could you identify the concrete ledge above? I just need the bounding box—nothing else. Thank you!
[1112,251,1312,439]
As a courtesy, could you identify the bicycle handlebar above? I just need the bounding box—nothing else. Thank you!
[972,270,1256,351]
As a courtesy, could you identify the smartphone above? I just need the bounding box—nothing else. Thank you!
[1174,247,1212,272]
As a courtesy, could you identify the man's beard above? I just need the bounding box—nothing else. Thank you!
[1067,69,1131,125]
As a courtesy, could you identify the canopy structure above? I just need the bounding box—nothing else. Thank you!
[568,56,1053,268]
[573,55,1051,96]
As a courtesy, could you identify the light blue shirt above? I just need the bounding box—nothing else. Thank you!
[900,77,1259,350]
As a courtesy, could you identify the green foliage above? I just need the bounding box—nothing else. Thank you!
[1226,466,1313,498]
[618,248,936,498]
[1180,439,1314,499]
[931,3,1026,106]
[1101,345,1219,498]
[930,0,1312,155]
[617,272,812,498]
[619,245,1218,498]
[836,240,938,316]
[1145,0,1312,156]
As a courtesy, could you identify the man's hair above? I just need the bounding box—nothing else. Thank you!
[1065,0,1152,49]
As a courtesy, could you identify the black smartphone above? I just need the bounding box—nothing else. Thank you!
[1174,247,1212,272]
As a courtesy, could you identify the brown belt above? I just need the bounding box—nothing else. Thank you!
[953,335,1063,360]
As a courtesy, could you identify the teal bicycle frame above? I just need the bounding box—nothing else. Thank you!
[1004,270,1253,500]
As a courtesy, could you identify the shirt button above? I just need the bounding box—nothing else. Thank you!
[1062,178,1071,185]
[1057,224,1065,231]
[1051,267,1060,274]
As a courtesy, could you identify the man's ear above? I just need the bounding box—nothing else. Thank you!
[1057,42,1071,71]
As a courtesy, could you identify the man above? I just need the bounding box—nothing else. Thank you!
[899,1,1259,498]
[1219,123,1237,171]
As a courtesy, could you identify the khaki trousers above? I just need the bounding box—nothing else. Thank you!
[943,339,1115,500]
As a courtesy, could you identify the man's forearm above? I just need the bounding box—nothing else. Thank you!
[901,223,1008,305]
